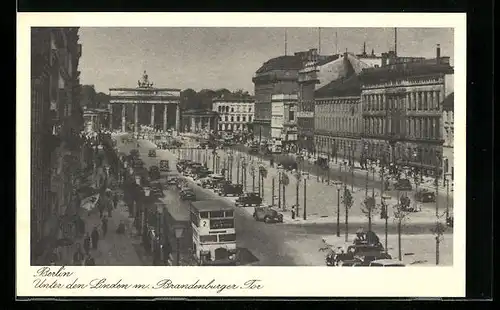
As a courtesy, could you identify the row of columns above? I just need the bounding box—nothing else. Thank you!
[110,103,180,133]
[188,116,212,132]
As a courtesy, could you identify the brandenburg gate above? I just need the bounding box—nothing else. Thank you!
[109,71,181,134]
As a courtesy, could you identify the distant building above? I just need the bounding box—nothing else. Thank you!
[252,53,305,141]
[212,96,254,132]
[359,45,454,179]
[442,93,454,181]
[83,107,110,132]
[271,94,298,152]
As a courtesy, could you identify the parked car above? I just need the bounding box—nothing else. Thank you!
[368,259,406,267]
[249,145,259,154]
[314,157,329,169]
[235,193,263,207]
[180,188,196,201]
[159,160,170,172]
[253,206,283,223]
[279,160,298,171]
[149,181,164,198]
[394,178,412,191]
[148,149,156,157]
[149,166,161,181]
[167,177,179,186]
[219,183,244,197]
[414,189,436,203]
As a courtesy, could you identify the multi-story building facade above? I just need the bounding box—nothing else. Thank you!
[212,97,254,132]
[359,45,454,178]
[297,51,339,154]
[442,93,454,181]
[271,94,298,152]
[252,54,306,141]
[31,27,83,265]
[314,74,362,165]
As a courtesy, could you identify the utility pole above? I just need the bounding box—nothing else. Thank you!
[284,28,288,56]
[303,177,307,220]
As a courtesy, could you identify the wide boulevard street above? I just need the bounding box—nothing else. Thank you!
[116,134,453,266]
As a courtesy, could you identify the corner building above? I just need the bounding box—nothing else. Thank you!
[359,46,454,178]
[31,27,83,265]
[252,53,309,142]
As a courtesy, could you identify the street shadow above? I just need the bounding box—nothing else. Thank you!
[237,247,259,265]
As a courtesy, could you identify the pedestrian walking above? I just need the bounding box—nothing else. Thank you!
[101,216,108,237]
[83,233,91,255]
[97,195,105,219]
[91,226,100,250]
[106,192,114,218]
[72,243,85,266]
[113,192,119,210]
[84,254,96,266]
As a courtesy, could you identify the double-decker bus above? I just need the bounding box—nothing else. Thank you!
[190,200,237,265]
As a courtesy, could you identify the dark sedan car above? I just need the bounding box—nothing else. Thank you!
[253,206,283,223]
[235,193,262,207]
[414,189,436,203]
[394,179,412,191]
[180,189,196,201]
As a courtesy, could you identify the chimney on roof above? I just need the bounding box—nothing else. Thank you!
[381,52,388,66]
[371,48,375,56]
[363,42,366,55]
[436,44,441,63]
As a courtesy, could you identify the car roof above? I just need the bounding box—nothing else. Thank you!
[370,259,405,265]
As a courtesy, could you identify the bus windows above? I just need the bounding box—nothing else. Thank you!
[225,210,234,217]
[218,233,236,242]
[210,218,234,229]
[200,235,217,243]
[200,212,209,219]
[210,211,225,218]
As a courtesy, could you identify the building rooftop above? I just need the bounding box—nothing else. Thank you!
[315,74,362,98]
[360,57,454,83]
[182,109,219,116]
[255,55,304,74]
[442,92,454,111]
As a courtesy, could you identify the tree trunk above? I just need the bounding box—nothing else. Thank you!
[345,203,349,242]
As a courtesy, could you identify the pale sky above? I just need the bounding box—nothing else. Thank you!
[79,27,454,94]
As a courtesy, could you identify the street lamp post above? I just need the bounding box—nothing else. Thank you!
[445,172,452,219]
[381,194,391,254]
[173,226,184,266]
[303,172,308,220]
[277,166,282,209]
[156,203,164,265]
[251,166,256,192]
[333,181,343,237]
[236,155,240,184]
[294,170,301,217]
[241,158,247,192]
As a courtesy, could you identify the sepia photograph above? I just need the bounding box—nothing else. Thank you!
[18,13,466,297]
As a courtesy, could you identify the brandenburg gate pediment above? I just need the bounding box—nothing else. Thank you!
[108,71,181,133]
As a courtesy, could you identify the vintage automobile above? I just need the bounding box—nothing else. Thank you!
[219,183,244,197]
[393,178,412,191]
[249,144,259,154]
[194,177,210,187]
[159,160,170,172]
[253,206,283,223]
[414,189,436,203]
[368,259,406,267]
[314,157,329,169]
[235,193,263,207]
[149,181,164,198]
[167,177,180,186]
[279,159,298,171]
[180,188,196,201]
[148,149,156,157]
[149,165,161,181]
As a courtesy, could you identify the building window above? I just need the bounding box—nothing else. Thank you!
[249,116,252,122]
[249,107,252,112]
[231,116,234,122]
[225,116,228,122]
[243,116,246,122]
[289,111,294,121]
[237,116,240,122]
[231,107,234,113]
